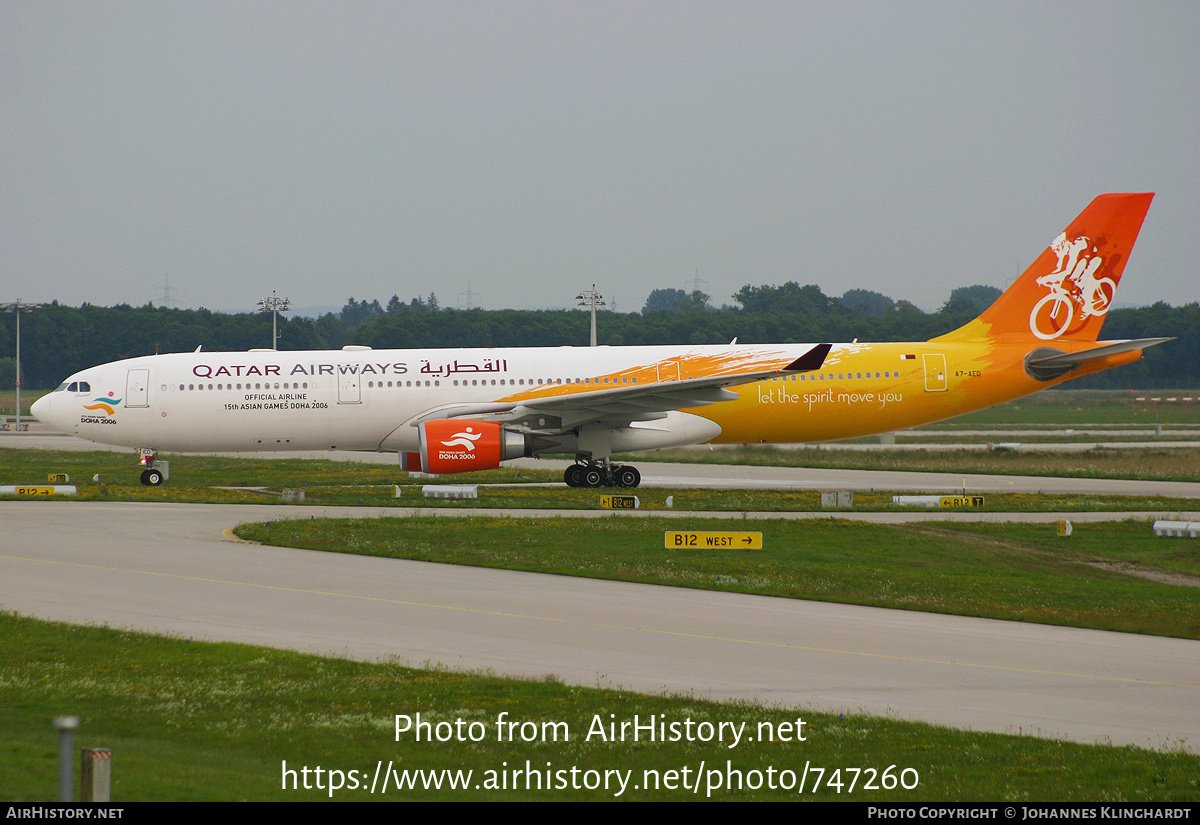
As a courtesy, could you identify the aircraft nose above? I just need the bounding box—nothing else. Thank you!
[31,393,51,423]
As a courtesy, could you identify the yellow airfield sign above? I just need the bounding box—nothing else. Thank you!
[940,496,985,508]
[0,485,78,496]
[665,531,763,550]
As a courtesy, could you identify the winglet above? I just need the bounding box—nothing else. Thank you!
[785,343,832,372]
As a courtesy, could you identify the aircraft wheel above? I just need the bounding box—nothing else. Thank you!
[582,467,604,488]
[140,468,164,486]
[564,465,584,487]
[615,466,641,488]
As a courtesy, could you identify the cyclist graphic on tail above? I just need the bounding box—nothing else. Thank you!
[1029,231,1116,340]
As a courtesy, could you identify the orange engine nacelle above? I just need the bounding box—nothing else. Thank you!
[415,419,529,475]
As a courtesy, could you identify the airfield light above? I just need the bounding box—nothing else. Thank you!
[575,285,605,347]
[54,715,80,801]
[2,299,42,431]
[257,291,292,351]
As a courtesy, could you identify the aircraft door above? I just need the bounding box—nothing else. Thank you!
[126,369,150,407]
[922,354,948,392]
[338,368,361,404]
[657,361,680,382]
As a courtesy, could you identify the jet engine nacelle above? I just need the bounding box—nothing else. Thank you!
[412,419,530,475]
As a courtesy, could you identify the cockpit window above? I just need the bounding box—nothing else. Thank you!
[79,382,90,392]
[56,382,70,392]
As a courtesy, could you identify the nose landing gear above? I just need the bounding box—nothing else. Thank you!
[138,449,169,486]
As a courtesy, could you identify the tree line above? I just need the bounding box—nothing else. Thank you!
[2,284,1196,390]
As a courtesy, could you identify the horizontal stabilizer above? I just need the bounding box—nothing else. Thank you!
[1024,338,1173,381]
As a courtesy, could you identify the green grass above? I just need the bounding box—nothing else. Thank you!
[2,448,1200,511]
[0,448,559,492]
[628,445,1200,483]
[8,396,1200,801]
[923,389,1200,427]
[2,613,1196,801]
[844,431,1199,443]
[0,389,47,418]
[236,517,1200,640]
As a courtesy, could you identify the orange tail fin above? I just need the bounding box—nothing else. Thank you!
[934,192,1153,343]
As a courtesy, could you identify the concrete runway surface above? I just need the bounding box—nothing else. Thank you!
[2,498,1198,754]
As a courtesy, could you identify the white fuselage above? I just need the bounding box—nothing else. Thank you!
[33,344,813,454]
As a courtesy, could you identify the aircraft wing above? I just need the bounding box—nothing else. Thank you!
[406,343,831,434]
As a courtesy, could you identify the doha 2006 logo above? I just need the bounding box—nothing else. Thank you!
[81,392,121,424]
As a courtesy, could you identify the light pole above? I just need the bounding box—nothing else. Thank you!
[575,285,605,347]
[2,299,41,431]
[256,291,291,350]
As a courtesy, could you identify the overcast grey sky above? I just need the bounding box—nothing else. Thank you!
[2,1,1196,315]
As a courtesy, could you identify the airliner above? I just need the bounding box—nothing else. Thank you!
[31,193,1169,488]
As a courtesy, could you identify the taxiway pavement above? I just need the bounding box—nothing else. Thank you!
[2,499,1197,754]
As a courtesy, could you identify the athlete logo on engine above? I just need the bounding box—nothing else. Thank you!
[440,427,482,452]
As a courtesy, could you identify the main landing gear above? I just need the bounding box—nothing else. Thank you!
[563,460,641,489]
[137,449,169,486]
